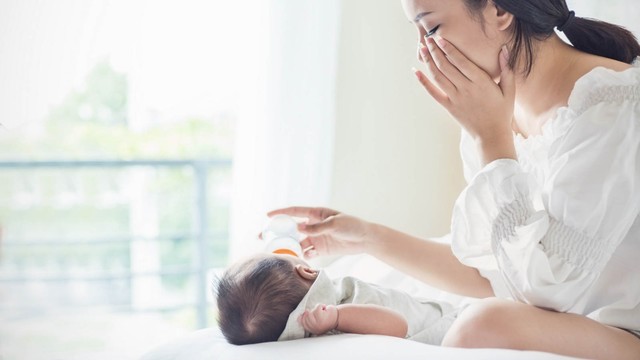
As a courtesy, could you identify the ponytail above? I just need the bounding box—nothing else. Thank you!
[464,0,640,75]
[561,14,640,65]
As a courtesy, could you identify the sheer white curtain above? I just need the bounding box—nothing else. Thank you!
[0,0,111,131]
[228,0,341,261]
[0,0,261,130]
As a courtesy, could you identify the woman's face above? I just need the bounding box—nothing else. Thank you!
[401,0,510,79]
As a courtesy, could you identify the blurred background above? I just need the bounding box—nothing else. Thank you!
[0,0,637,359]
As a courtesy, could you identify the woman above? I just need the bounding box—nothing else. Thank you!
[268,0,640,358]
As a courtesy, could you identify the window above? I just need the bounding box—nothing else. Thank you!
[0,1,267,358]
[1,1,339,358]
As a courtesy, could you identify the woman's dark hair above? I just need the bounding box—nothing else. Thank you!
[214,256,309,345]
[464,0,640,75]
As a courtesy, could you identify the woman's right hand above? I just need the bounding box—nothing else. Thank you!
[265,207,375,259]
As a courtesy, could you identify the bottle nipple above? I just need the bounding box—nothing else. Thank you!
[262,214,303,257]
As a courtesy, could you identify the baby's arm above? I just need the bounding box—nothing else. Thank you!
[298,303,408,338]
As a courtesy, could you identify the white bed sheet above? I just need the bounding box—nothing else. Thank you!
[140,327,584,360]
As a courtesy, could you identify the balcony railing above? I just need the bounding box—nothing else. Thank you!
[0,159,232,329]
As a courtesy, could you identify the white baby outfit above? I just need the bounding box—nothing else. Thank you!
[278,271,460,345]
[452,60,640,333]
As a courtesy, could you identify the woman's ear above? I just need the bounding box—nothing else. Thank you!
[488,2,515,31]
[295,264,318,280]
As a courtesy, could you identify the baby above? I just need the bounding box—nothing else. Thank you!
[214,253,461,345]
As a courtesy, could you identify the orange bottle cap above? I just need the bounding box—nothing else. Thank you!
[272,248,299,257]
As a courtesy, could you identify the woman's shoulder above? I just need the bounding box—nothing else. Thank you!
[541,58,640,159]
[567,56,640,116]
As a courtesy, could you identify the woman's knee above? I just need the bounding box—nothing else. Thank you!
[442,298,523,349]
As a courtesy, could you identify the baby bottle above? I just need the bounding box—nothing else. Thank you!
[262,214,303,257]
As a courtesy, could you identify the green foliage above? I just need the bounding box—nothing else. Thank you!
[2,59,234,160]
[48,59,128,126]
[1,59,233,312]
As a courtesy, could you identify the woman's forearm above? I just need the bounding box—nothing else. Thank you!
[366,223,494,298]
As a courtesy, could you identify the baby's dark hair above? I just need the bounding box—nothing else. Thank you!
[214,255,309,345]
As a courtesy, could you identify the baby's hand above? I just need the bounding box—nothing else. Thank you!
[298,304,338,335]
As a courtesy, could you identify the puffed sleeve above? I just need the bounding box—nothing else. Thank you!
[451,100,640,312]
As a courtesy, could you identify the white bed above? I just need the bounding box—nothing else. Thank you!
[140,253,586,360]
[140,327,583,360]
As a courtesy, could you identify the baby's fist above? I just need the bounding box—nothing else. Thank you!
[298,304,338,335]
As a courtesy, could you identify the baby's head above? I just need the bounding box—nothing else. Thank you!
[214,253,318,345]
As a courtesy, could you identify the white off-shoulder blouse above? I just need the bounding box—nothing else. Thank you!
[451,59,640,332]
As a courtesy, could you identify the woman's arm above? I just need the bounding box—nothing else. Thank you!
[267,207,494,298]
[368,223,494,298]
[299,303,408,338]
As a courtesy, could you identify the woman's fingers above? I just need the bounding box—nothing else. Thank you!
[267,206,339,222]
[299,236,319,258]
[298,217,335,236]
[261,206,337,241]
[419,43,457,96]
[433,36,488,83]
[425,37,468,88]
[300,235,325,259]
[265,208,369,259]
[266,206,315,219]
[413,68,449,106]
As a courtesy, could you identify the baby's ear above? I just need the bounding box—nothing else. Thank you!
[295,264,319,280]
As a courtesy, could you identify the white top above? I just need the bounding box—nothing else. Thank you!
[451,59,640,332]
[278,271,460,345]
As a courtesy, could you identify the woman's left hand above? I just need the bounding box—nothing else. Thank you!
[414,35,517,164]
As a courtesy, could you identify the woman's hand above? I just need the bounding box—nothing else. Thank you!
[265,206,374,259]
[298,304,338,335]
[414,35,517,164]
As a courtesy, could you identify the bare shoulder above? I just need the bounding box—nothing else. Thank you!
[578,53,633,73]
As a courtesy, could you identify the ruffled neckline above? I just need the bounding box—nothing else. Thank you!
[515,56,640,148]
[512,57,640,176]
